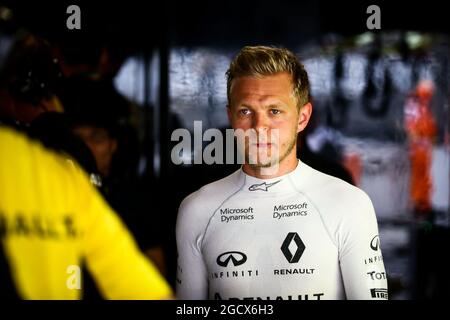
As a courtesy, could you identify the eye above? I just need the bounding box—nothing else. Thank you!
[270,109,281,115]
[238,108,251,116]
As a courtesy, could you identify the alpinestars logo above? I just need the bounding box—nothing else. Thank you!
[248,180,281,191]
[217,251,247,267]
[281,232,305,263]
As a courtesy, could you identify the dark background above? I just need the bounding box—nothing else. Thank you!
[7,0,450,48]
[2,0,449,299]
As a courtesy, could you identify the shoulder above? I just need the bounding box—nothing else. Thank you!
[176,169,244,245]
[178,168,243,219]
[297,163,378,250]
[298,162,375,219]
[0,126,87,183]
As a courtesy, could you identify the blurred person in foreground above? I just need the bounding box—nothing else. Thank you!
[0,124,173,299]
[0,19,173,299]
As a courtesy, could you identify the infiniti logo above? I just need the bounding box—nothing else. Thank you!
[370,235,380,251]
[217,251,247,267]
[281,232,305,263]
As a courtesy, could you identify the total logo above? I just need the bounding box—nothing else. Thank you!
[211,251,259,280]
[367,271,387,281]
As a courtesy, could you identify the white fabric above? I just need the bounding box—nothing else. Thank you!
[176,160,388,300]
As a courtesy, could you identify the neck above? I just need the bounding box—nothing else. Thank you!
[242,152,298,179]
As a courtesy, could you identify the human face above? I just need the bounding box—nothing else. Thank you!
[227,72,312,177]
[72,125,117,177]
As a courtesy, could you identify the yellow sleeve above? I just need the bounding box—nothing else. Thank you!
[77,171,173,299]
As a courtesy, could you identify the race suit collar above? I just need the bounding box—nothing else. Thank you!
[238,160,307,194]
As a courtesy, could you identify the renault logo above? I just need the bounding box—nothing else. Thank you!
[217,251,247,267]
[281,232,305,263]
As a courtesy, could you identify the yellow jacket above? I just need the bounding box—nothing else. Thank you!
[0,126,172,299]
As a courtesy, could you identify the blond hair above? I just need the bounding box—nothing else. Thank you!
[226,45,310,108]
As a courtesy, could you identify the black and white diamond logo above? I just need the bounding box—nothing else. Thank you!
[281,232,305,263]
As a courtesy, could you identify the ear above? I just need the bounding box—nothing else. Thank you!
[297,102,312,133]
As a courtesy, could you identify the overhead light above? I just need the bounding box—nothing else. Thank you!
[355,32,374,46]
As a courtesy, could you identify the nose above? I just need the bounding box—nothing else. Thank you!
[253,111,270,133]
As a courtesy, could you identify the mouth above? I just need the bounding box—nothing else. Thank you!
[252,143,273,148]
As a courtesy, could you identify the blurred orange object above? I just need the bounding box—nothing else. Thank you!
[343,152,362,186]
[404,80,437,215]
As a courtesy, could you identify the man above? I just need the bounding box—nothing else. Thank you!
[0,124,173,299]
[176,46,388,300]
